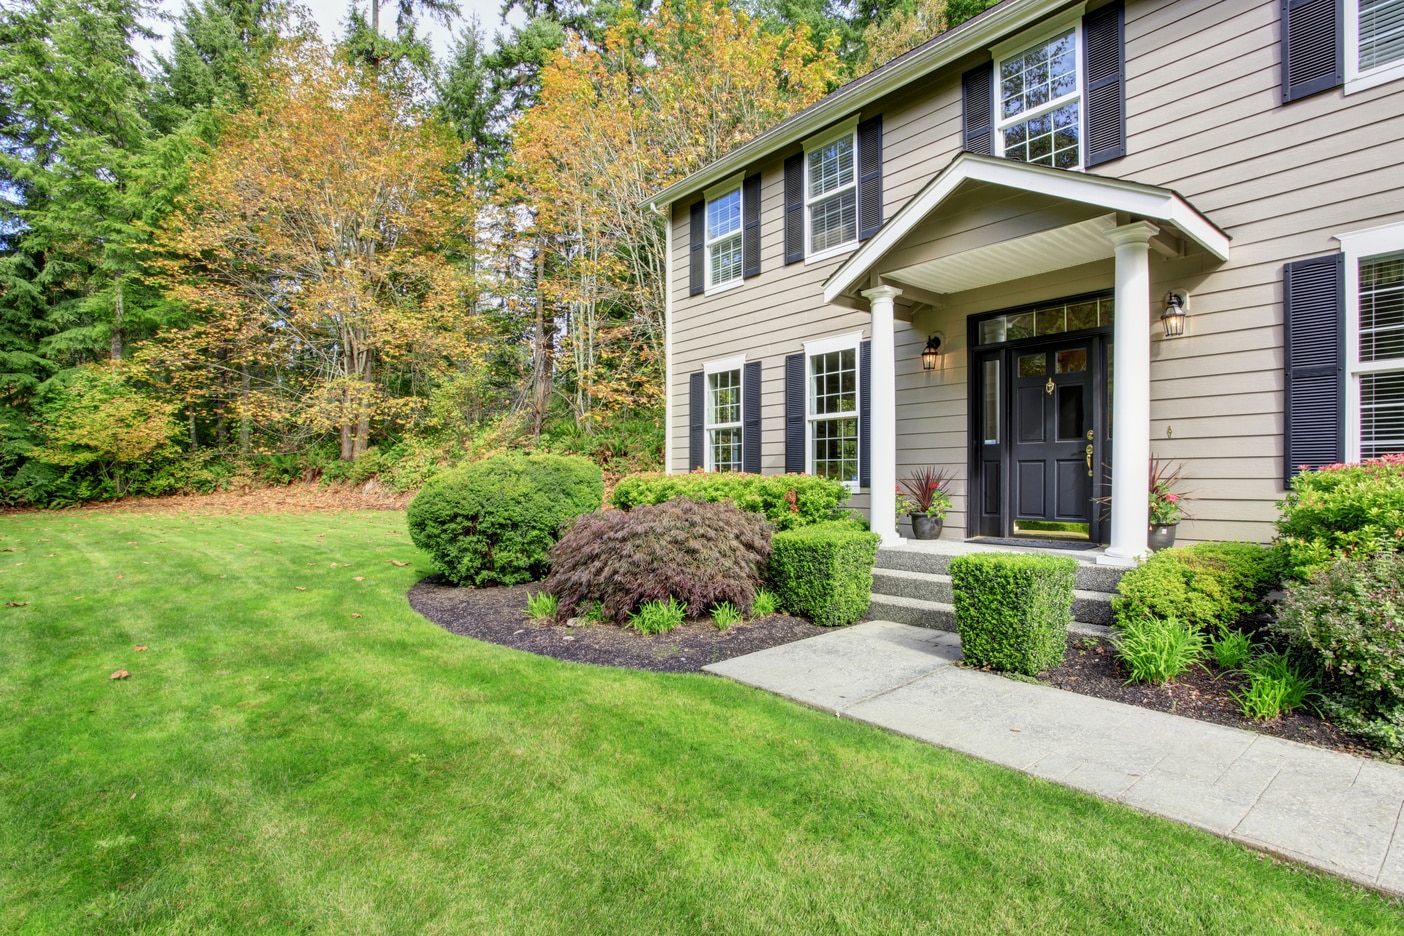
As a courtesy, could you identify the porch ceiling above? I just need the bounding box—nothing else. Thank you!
[882,213,1117,295]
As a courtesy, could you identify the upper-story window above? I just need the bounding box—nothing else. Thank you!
[805,126,859,257]
[705,186,743,290]
[996,26,1082,170]
[1347,0,1404,92]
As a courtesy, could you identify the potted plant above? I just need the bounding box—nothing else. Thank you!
[1148,457,1192,551]
[898,467,953,540]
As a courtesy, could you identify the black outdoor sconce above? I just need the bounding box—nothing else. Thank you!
[921,333,943,370]
[1161,290,1188,338]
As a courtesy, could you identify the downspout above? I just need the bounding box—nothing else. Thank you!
[651,200,674,474]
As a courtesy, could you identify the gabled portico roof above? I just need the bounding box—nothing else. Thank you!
[824,153,1231,305]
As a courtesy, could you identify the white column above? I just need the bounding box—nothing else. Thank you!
[862,285,902,546]
[1099,221,1158,567]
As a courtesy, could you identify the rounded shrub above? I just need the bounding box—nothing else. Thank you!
[1111,542,1279,634]
[1276,454,1404,579]
[543,498,771,624]
[1273,551,1404,750]
[406,453,603,586]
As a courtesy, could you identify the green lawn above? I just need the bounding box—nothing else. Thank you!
[1,510,1399,934]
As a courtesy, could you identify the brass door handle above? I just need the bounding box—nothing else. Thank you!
[1086,444,1094,476]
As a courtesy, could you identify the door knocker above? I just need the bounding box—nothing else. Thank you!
[1045,378,1055,395]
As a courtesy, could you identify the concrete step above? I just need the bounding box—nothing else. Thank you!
[871,567,1115,626]
[876,545,1126,594]
[865,592,1112,640]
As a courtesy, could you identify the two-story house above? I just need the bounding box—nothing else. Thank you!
[649,0,1404,564]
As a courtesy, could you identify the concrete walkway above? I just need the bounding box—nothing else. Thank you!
[704,620,1404,896]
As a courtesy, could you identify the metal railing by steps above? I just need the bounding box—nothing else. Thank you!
[867,544,1126,638]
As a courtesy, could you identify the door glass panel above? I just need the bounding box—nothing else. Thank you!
[1057,384,1085,440]
[1018,353,1046,376]
[982,359,999,444]
[980,318,1006,344]
[1056,348,1087,373]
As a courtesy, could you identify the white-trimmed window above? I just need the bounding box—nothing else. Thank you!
[704,356,745,471]
[805,333,861,485]
[1347,0,1404,93]
[1339,222,1404,459]
[994,24,1083,170]
[804,119,859,259]
[705,182,743,291]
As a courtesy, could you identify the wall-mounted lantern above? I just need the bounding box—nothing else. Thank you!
[1161,290,1189,338]
[921,334,943,370]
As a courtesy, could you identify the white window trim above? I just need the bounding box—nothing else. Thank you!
[803,331,863,489]
[802,115,861,264]
[703,354,746,471]
[1346,0,1404,94]
[992,13,1086,172]
[702,173,746,296]
[1336,221,1404,460]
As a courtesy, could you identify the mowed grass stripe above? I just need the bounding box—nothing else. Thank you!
[0,510,1398,934]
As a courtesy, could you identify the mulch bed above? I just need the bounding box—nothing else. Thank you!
[1042,635,1379,759]
[409,578,836,674]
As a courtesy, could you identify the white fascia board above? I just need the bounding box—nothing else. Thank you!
[643,0,1071,210]
[824,153,1231,303]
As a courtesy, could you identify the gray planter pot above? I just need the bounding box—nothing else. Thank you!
[910,514,943,540]
[1148,522,1178,552]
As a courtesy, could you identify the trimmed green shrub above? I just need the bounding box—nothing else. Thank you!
[1111,542,1279,634]
[1276,454,1404,579]
[406,453,603,586]
[544,498,771,624]
[949,553,1076,675]
[1116,615,1205,685]
[1273,551,1404,751]
[610,472,850,530]
[628,597,687,635]
[768,520,880,627]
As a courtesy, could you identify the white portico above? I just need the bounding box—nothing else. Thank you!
[826,153,1231,564]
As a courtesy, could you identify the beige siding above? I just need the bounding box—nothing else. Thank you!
[669,0,1404,545]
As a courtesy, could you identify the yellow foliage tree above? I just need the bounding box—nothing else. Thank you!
[149,39,482,459]
[510,0,841,425]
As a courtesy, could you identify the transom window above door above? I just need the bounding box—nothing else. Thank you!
[996,27,1081,169]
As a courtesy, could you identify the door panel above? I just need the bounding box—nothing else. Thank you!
[1016,460,1046,516]
[1010,340,1095,530]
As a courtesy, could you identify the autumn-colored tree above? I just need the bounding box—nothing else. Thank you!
[150,39,481,460]
[858,0,998,73]
[509,0,840,429]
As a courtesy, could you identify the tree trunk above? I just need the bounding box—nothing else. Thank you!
[110,278,124,361]
[353,350,374,459]
[371,0,379,33]
[532,249,551,441]
[188,410,198,447]
[238,365,251,454]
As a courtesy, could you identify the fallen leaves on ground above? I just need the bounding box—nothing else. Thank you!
[110,670,129,680]
[5,601,28,608]
[388,560,408,567]
[294,586,306,591]
[134,646,147,651]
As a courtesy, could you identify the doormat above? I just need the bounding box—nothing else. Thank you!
[971,537,1101,551]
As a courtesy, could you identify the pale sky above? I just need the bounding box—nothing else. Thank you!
[144,0,525,63]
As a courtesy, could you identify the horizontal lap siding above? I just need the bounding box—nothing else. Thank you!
[1110,0,1404,543]
[671,0,1404,544]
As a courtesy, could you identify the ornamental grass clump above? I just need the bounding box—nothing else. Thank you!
[1232,652,1317,720]
[628,597,687,635]
[1115,614,1204,685]
[543,498,771,624]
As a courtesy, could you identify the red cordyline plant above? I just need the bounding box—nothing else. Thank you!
[897,466,954,519]
[1149,456,1193,525]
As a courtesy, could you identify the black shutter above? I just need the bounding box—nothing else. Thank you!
[1281,0,1343,103]
[784,353,806,473]
[857,116,883,241]
[689,371,705,471]
[1283,253,1345,486]
[859,340,872,489]
[742,174,762,279]
[743,361,762,473]
[783,154,805,265]
[962,63,993,155]
[1083,1,1126,167]
[689,201,705,296]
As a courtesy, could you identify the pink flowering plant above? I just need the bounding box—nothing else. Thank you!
[1148,457,1192,526]
[1277,453,1404,578]
[897,466,953,520]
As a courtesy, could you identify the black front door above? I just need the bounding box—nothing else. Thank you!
[1010,341,1096,534]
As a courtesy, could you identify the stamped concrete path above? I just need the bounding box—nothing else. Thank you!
[704,620,1404,896]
